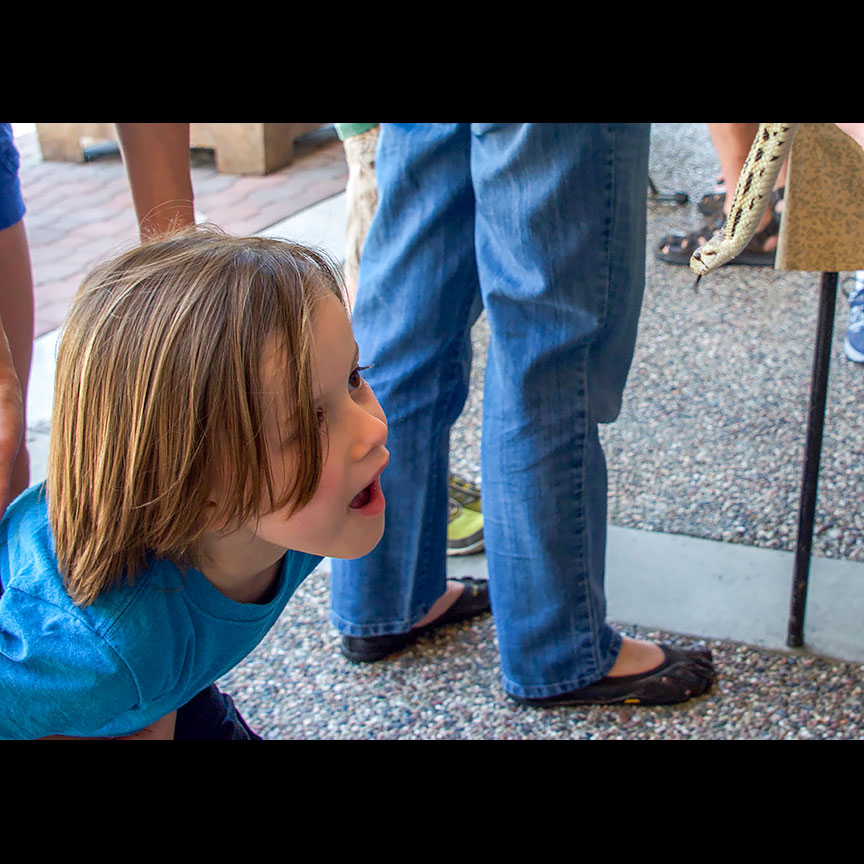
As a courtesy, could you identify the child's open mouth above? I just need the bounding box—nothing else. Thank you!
[349,483,373,509]
[348,477,385,516]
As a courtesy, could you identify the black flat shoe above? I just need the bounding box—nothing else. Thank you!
[340,576,491,663]
[511,644,715,707]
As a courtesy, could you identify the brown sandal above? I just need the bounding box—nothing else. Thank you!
[656,188,783,268]
[698,190,726,216]
[654,213,725,265]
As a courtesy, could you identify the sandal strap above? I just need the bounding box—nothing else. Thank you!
[741,214,780,254]
[698,190,726,216]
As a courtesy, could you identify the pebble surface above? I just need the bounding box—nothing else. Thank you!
[219,123,864,739]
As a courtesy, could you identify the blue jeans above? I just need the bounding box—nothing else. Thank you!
[330,123,650,699]
[173,685,262,740]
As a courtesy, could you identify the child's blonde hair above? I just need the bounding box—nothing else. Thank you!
[47,226,345,606]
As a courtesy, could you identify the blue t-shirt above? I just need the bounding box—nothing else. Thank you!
[0,484,321,739]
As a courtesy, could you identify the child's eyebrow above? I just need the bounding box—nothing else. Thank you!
[315,342,361,403]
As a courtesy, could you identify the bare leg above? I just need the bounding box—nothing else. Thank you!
[707,122,761,208]
[708,122,787,233]
[659,123,786,259]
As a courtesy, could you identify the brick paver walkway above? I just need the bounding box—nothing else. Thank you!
[15,126,349,337]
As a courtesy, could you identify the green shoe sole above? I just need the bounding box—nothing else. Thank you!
[447,497,484,556]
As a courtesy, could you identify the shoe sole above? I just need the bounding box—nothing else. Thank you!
[845,335,864,363]
[340,635,416,663]
[446,538,485,556]
[510,647,715,707]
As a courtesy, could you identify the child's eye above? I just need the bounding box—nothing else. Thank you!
[316,407,326,427]
[348,364,371,392]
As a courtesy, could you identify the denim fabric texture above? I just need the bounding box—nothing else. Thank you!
[173,684,262,740]
[0,123,26,231]
[329,123,650,699]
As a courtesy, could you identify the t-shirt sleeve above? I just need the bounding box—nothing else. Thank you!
[0,588,141,739]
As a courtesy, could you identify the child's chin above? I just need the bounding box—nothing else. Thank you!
[337,520,386,560]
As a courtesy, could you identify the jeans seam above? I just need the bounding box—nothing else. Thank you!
[412,267,480,624]
[582,126,616,674]
[576,355,601,675]
[593,123,616,342]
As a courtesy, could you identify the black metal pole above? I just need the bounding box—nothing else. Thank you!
[787,271,838,647]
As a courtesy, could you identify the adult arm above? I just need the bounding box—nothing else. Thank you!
[115,123,196,239]
[834,123,864,152]
[0,317,24,517]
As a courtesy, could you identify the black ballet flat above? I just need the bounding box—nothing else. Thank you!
[510,644,715,707]
[340,576,491,663]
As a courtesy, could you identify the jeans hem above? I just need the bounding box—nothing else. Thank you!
[329,609,417,637]
[500,629,623,699]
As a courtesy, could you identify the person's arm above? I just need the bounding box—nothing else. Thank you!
[835,123,864,152]
[115,123,196,239]
[0,318,23,517]
[39,710,177,740]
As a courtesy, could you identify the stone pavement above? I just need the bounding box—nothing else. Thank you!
[15,125,348,337]
[11,124,864,738]
[17,123,349,491]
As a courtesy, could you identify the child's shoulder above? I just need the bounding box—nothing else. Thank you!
[1,483,68,605]
[0,483,177,631]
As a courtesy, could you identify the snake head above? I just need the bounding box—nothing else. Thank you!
[690,236,729,277]
[689,248,712,277]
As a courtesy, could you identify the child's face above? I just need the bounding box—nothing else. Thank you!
[248,293,389,560]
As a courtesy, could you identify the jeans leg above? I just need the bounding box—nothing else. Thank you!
[470,123,650,698]
[173,685,262,740]
[330,124,482,635]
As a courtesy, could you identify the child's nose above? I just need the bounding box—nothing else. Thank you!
[350,395,388,461]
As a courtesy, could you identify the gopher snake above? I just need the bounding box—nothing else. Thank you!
[690,123,799,280]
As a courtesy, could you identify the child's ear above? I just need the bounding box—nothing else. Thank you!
[200,490,226,532]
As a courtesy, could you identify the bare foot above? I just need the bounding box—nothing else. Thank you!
[411,592,679,683]
[412,580,465,629]
[606,636,665,677]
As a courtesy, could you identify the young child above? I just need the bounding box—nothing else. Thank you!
[0,227,389,739]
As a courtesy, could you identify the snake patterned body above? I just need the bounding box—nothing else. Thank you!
[690,123,799,278]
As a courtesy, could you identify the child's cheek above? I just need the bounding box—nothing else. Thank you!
[313,466,345,505]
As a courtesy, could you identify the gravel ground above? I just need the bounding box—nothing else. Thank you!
[219,123,864,739]
[220,567,864,740]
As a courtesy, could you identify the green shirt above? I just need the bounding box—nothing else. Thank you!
[334,123,378,141]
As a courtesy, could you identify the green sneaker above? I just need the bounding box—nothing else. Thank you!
[447,497,484,556]
[448,472,482,513]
